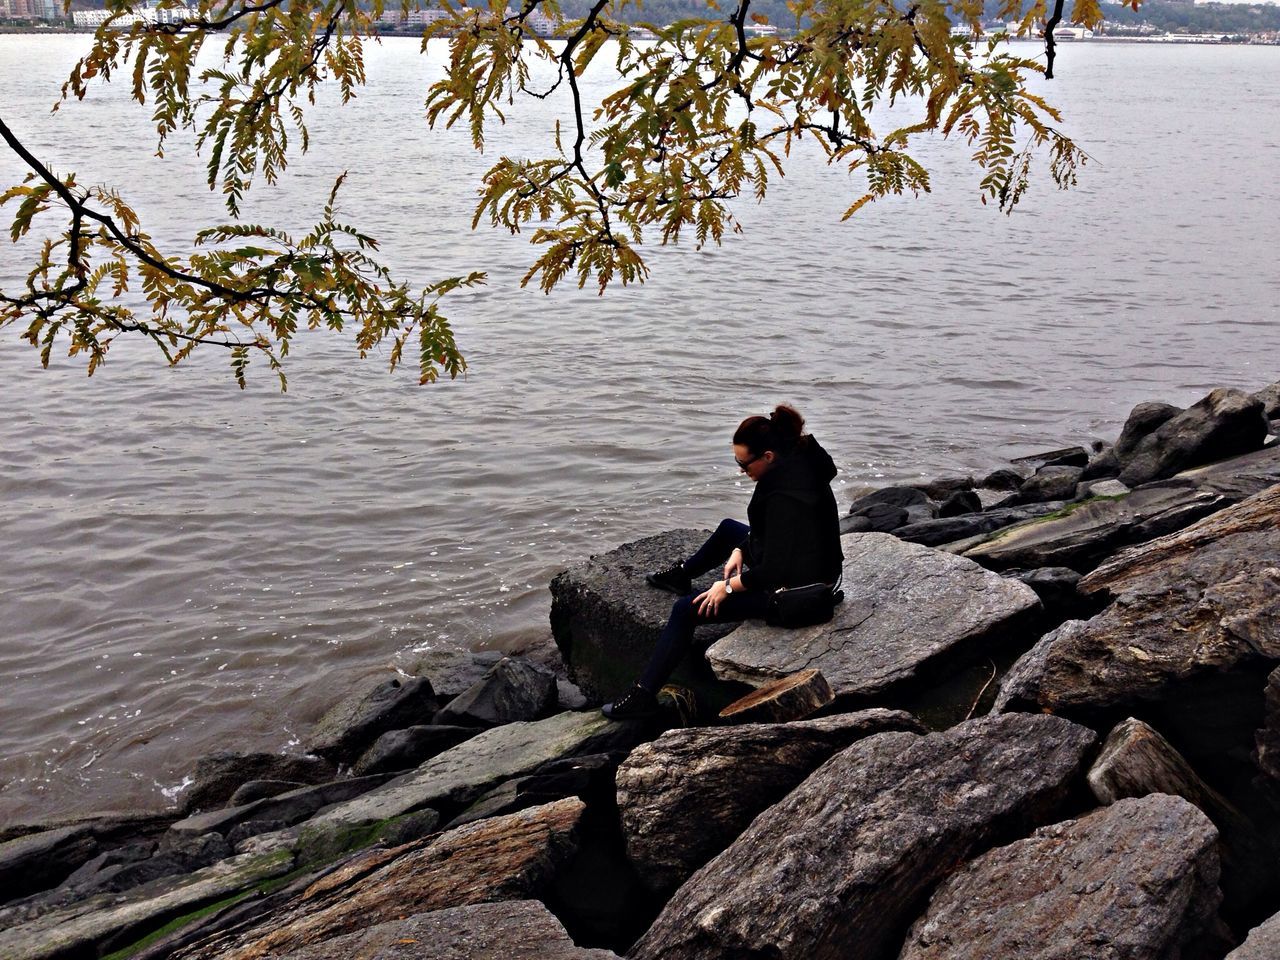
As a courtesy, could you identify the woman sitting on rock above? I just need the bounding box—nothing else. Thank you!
[602,405,844,719]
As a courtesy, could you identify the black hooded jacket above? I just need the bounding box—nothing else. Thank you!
[737,436,844,593]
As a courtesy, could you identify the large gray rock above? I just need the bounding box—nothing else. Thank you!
[1007,465,1083,505]
[162,799,587,960]
[1254,381,1280,420]
[1000,483,1280,716]
[1228,910,1280,959]
[1119,387,1268,487]
[894,501,1067,548]
[295,711,646,862]
[434,656,558,728]
[351,724,478,776]
[706,533,1039,698]
[962,483,1229,573]
[550,529,736,702]
[0,825,98,904]
[1081,400,1183,480]
[183,752,337,814]
[305,675,439,764]
[275,901,618,960]
[616,710,924,894]
[1088,718,1275,915]
[629,713,1096,960]
[898,795,1224,960]
[0,846,296,960]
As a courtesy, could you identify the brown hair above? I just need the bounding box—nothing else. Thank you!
[733,404,806,456]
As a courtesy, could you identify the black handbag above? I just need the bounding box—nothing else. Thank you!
[765,582,844,628]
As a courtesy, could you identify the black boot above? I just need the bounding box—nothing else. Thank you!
[646,564,691,595]
[602,684,660,720]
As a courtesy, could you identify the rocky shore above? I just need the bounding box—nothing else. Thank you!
[2,382,1279,960]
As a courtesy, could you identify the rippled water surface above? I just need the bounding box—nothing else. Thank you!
[0,35,1277,822]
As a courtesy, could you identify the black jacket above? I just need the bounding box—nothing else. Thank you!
[738,436,844,593]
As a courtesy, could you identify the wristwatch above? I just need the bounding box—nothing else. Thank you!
[724,580,734,594]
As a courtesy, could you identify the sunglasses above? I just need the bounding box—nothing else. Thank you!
[735,453,761,470]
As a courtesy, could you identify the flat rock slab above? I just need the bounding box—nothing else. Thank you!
[962,483,1228,573]
[894,501,1066,549]
[616,709,923,894]
[0,823,98,903]
[276,900,618,960]
[170,775,396,839]
[296,710,643,861]
[706,533,1039,699]
[629,713,1096,960]
[0,846,296,960]
[170,799,587,960]
[549,529,735,701]
[999,483,1280,715]
[899,795,1222,960]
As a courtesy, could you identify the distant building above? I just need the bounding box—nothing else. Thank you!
[378,7,450,28]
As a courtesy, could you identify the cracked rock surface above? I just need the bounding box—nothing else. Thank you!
[630,713,1095,960]
[899,794,1223,960]
[706,533,1039,698]
[994,483,1280,715]
[616,709,923,894]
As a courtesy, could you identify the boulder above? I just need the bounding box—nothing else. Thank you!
[706,533,1039,699]
[979,467,1026,491]
[444,753,619,830]
[616,710,924,894]
[894,501,1067,549]
[1253,381,1280,420]
[1088,718,1275,915]
[937,490,981,517]
[549,529,737,702]
[305,675,440,764]
[411,648,505,699]
[856,503,911,532]
[1076,477,1130,499]
[1163,442,1280,502]
[1046,484,1280,712]
[962,483,1229,573]
[1006,465,1083,505]
[718,669,835,724]
[898,795,1224,960]
[1004,566,1093,622]
[165,799,587,960]
[1081,400,1183,480]
[0,845,296,960]
[183,753,337,814]
[351,724,479,776]
[0,824,98,904]
[629,713,1096,960]
[169,775,397,841]
[848,485,934,514]
[1228,910,1280,959]
[274,900,618,960]
[434,656,558,728]
[909,477,975,501]
[1119,388,1268,487]
[296,711,647,862]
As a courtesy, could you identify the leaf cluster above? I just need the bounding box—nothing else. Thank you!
[0,0,1123,384]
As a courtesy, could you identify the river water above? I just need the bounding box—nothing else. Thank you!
[0,35,1276,823]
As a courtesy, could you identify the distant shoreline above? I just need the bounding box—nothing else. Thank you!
[2,23,1278,44]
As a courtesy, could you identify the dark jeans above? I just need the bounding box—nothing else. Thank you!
[638,519,770,692]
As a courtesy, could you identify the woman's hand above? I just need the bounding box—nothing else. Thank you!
[723,548,744,581]
[695,580,729,616]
